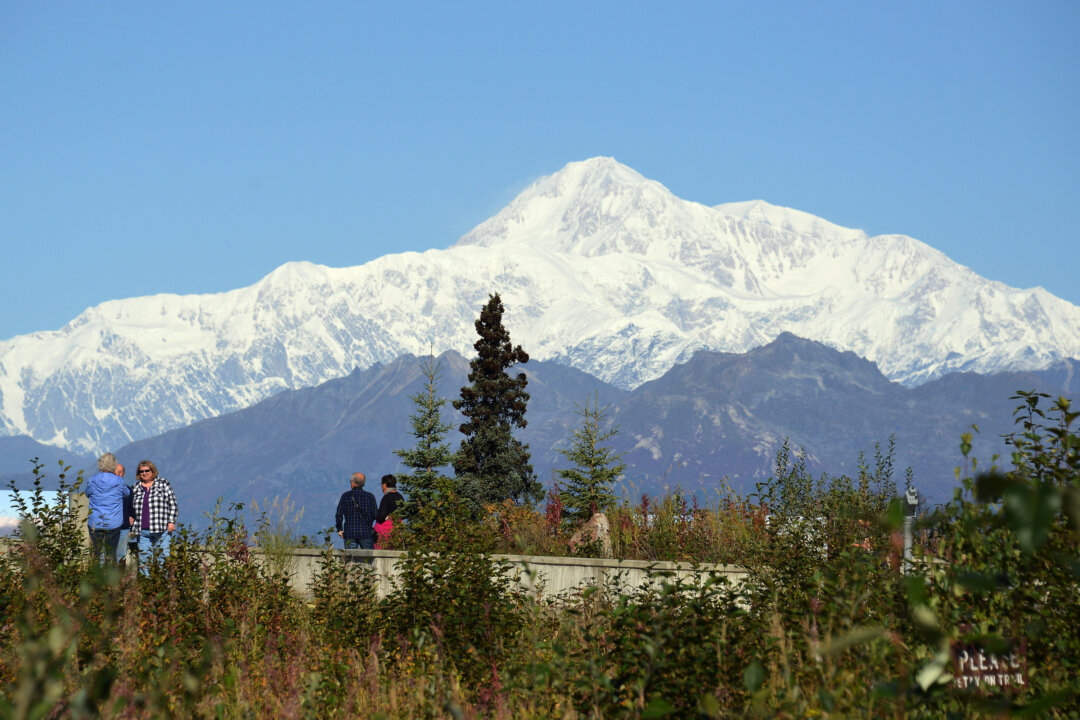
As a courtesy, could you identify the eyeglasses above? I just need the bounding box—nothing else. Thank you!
[138,469,153,475]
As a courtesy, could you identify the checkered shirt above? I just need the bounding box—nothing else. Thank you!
[131,477,179,533]
[336,487,377,540]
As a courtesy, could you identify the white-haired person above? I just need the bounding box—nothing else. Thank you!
[85,452,131,564]
[129,460,178,574]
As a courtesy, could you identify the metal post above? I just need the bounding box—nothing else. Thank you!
[902,486,919,575]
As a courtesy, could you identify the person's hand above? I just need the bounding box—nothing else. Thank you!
[129,517,135,526]
[167,522,175,533]
[337,530,343,537]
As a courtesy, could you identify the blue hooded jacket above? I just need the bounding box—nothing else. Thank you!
[85,471,130,530]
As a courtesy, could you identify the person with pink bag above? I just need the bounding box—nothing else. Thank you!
[374,474,402,549]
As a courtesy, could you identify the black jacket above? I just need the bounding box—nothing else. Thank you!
[376,491,402,524]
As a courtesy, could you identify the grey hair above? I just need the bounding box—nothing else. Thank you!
[97,452,118,473]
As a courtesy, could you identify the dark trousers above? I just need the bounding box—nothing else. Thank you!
[345,536,374,550]
[89,527,122,564]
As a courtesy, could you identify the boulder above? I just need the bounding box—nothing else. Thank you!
[568,512,612,557]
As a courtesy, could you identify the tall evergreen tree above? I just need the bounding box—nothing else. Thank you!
[394,355,456,523]
[556,391,625,525]
[453,293,542,515]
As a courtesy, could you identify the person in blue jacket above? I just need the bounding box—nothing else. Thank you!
[85,452,131,564]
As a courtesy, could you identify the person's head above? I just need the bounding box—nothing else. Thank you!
[136,460,158,483]
[115,463,125,478]
[350,472,366,488]
[97,452,118,474]
[381,474,396,491]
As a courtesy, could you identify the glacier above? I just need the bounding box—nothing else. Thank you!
[1,156,1078,453]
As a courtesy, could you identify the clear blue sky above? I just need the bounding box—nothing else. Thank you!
[0,489,59,526]
[2,2,1077,341]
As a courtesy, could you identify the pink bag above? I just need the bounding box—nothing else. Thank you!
[374,518,393,549]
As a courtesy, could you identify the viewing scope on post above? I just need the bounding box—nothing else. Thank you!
[902,486,919,574]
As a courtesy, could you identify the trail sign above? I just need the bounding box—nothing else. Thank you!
[951,639,1027,691]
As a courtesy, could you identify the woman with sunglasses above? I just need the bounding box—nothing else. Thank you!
[129,460,179,573]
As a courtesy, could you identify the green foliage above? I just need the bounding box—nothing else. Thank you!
[544,573,748,718]
[250,493,306,578]
[606,488,768,564]
[907,392,1080,716]
[453,292,542,514]
[556,391,625,526]
[0,391,1076,717]
[310,534,380,649]
[385,544,531,695]
[6,461,86,582]
[749,439,901,617]
[394,354,456,523]
[732,440,916,717]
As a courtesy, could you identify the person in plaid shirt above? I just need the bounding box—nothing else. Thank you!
[335,472,377,549]
[129,459,179,573]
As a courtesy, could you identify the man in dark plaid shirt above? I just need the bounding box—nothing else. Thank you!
[335,472,378,549]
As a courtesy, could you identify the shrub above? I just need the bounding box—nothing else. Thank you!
[546,572,749,718]
[0,392,1075,717]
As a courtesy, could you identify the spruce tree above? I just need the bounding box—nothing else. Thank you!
[556,391,625,525]
[394,355,456,523]
[453,293,542,515]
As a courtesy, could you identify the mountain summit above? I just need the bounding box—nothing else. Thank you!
[456,157,770,295]
[2,158,1078,452]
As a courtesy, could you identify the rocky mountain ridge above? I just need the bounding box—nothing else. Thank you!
[3,335,1075,534]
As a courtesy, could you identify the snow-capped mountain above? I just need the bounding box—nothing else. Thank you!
[2,157,1079,453]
